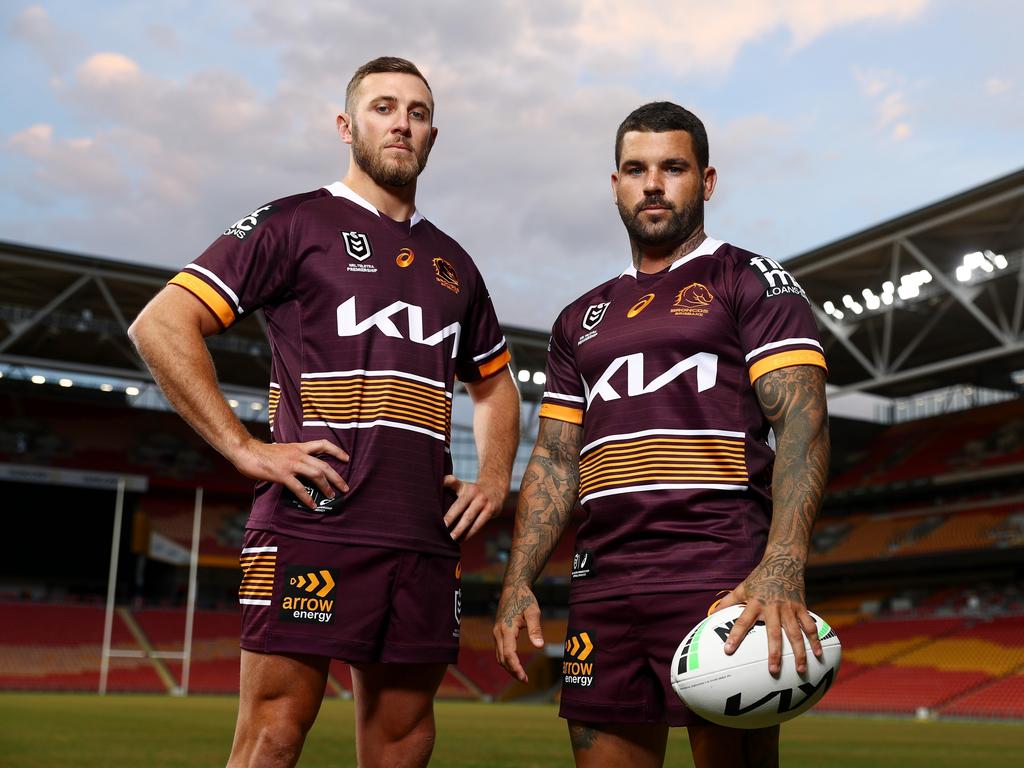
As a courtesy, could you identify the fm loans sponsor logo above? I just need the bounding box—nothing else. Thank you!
[748,257,808,301]
[223,205,276,240]
[563,631,596,687]
[279,566,336,625]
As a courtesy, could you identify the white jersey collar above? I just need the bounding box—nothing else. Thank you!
[324,181,424,227]
[619,235,725,278]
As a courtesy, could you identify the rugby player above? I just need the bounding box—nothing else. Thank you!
[129,57,520,768]
[493,102,829,768]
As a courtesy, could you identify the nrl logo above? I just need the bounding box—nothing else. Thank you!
[582,302,610,331]
[341,231,373,262]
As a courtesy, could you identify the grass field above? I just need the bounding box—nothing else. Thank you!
[0,694,1021,767]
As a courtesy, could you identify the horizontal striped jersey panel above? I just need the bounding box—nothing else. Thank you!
[578,430,748,504]
[238,546,277,606]
[268,382,281,431]
[300,370,452,442]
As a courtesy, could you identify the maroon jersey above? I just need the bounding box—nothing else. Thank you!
[169,182,510,556]
[539,237,826,602]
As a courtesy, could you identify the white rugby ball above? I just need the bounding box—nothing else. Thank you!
[670,603,841,729]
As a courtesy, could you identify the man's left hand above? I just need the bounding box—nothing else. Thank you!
[714,552,822,676]
[443,474,505,541]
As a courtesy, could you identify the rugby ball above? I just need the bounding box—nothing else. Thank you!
[670,603,841,729]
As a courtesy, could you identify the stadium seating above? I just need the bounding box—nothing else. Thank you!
[0,602,164,692]
[819,614,1024,717]
[830,398,1024,491]
[132,608,240,693]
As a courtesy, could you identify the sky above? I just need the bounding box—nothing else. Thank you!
[3,0,1023,331]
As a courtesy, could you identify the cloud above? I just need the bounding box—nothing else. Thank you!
[3,0,934,328]
[575,0,929,77]
[853,67,915,142]
[985,77,1013,96]
[8,4,80,73]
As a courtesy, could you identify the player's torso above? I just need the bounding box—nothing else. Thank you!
[259,196,472,554]
[566,246,773,599]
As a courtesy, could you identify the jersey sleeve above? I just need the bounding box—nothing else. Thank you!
[538,309,585,425]
[167,199,298,329]
[454,269,510,382]
[733,252,827,384]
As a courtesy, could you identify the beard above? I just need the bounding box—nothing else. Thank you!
[351,124,430,188]
[616,191,703,247]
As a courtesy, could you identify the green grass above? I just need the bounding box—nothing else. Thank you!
[0,694,1021,767]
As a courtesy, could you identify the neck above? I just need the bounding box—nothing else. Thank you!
[341,163,418,222]
[631,226,707,274]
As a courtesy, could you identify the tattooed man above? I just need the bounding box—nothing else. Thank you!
[493,102,829,768]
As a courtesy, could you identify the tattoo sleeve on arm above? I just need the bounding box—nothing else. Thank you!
[502,418,582,595]
[753,365,830,603]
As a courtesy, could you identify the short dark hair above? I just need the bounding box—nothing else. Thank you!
[614,102,709,170]
[345,56,432,113]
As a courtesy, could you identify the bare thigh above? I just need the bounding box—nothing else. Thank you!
[228,649,330,768]
[351,662,448,768]
[567,720,669,768]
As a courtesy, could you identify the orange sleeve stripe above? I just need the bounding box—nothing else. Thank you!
[168,272,235,328]
[477,348,511,378]
[539,403,584,425]
[748,349,827,384]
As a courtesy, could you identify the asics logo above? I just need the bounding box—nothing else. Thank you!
[585,352,718,405]
[336,297,461,357]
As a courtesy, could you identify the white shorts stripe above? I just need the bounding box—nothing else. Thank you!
[183,263,243,313]
[241,546,278,554]
[744,337,823,362]
[238,598,272,606]
[580,482,748,505]
[581,428,745,456]
[473,338,507,362]
[543,391,586,403]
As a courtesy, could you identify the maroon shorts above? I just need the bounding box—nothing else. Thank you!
[558,587,731,726]
[238,529,461,663]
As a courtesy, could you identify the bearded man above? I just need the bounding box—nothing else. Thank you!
[130,57,519,768]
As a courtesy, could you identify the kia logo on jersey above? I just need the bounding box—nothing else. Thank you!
[582,302,610,331]
[341,231,373,262]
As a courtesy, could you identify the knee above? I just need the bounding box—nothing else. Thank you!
[231,718,310,768]
[361,714,437,768]
[251,721,308,765]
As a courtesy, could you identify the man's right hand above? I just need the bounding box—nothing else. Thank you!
[230,438,350,509]
[493,583,545,683]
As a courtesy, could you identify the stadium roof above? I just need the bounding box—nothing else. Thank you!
[0,239,550,400]
[789,168,1024,399]
[4,167,1023,414]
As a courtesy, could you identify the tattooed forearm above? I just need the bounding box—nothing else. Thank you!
[754,365,830,569]
[502,418,582,590]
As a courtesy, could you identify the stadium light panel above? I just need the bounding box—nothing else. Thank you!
[58,378,72,388]
[228,399,240,408]
[250,401,263,411]
[125,386,140,396]
[31,375,45,384]
[517,369,530,383]
[100,383,113,392]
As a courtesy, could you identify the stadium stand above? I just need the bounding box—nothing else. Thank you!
[0,602,164,692]
[817,612,1024,717]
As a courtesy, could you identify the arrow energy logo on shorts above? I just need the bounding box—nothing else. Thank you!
[562,631,596,687]
[279,566,336,625]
